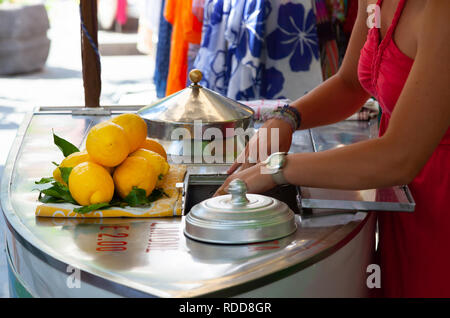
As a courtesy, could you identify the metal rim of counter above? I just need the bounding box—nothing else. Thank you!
[0,106,372,298]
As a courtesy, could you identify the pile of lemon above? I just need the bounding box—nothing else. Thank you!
[53,113,169,206]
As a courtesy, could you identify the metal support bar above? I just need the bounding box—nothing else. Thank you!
[80,0,101,108]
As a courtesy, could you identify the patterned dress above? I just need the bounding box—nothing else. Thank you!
[194,0,323,101]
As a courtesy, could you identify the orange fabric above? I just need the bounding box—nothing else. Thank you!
[164,0,203,95]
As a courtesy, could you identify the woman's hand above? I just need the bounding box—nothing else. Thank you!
[215,162,277,196]
[227,118,293,174]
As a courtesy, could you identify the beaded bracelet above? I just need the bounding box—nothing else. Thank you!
[263,104,302,130]
[262,111,297,131]
[278,104,301,129]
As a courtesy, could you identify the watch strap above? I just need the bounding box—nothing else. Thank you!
[271,169,289,185]
[265,152,289,185]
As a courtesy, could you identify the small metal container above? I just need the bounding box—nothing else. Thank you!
[184,179,297,244]
[137,69,254,141]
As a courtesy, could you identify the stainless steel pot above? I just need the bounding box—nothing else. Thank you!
[184,179,297,244]
[137,70,254,141]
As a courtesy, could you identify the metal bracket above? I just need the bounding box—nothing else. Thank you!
[71,107,111,116]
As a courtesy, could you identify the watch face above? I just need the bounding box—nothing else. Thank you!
[268,153,285,169]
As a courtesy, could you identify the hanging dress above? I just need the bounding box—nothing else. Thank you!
[194,0,323,101]
[164,0,203,95]
[153,0,173,98]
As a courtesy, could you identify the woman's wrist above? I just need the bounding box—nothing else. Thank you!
[262,104,302,131]
[264,118,295,139]
[282,153,293,185]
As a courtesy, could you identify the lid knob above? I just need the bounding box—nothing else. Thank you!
[189,69,203,85]
[227,179,249,207]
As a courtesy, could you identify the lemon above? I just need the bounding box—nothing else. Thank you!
[86,121,130,167]
[69,162,115,206]
[129,148,170,176]
[53,150,114,186]
[53,150,92,185]
[111,113,148,153]
[140,137,167,160]
[113,156,157,199]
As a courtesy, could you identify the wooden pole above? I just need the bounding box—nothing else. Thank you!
[80,0,101,108]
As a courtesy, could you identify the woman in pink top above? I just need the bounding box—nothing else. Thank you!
[218,0,450,297]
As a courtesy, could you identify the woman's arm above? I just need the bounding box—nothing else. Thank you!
[290,0,370,130]
[217,1,450,194]
[283,0,450,190]
[227,1,370,173]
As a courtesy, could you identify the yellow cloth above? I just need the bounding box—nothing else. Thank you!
[35,165,186,218]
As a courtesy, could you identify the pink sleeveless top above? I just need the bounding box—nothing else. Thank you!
[358,0,450,297]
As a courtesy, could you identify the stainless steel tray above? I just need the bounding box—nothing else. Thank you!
[299,186,415,212]
[295,122,415,213]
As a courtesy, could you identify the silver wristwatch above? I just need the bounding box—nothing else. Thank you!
[262,152,289,185]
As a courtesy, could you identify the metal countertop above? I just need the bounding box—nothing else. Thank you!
[1,106,380,297]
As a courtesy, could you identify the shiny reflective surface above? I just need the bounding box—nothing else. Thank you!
[138,70,254,141]
[305,121,415,212]
[310,120,379,151]
[300,186,414,212]
[184,179,297,244]
[1,107,382,297]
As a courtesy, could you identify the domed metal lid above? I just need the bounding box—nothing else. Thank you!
[138,69,254,125]
[184,179,297,245]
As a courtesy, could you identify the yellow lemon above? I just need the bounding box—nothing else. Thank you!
[140,137,167,160]
[53,151,114,186]
[86,121,130,167]
[53,150,92,185]
[69,162,115,206]
[113,156,157,199]
[129,148,170,176]
[111,113,147,153]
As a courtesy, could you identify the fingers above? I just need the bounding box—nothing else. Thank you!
[227,142,250,174]
[213,186,228,197]
[240,161,256,171]
[214,176,233,197]
[215,163,273,197]
[227,160,256,174]
[214,169,243,197]
[227,161,241,174]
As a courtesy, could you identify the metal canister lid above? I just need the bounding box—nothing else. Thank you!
[184,179,297,244]
[137,69,254,140]
[139,69,253,123]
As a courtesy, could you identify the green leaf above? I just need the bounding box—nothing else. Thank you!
[52,161,59,167]
[108,197,129,208]
[59,167,73,185]
[147,188,169,202]
[41,187,64,198]
[73,202,111,214]
[53,131,79,157]
[123,187,149,207]
[38,194,66,204]
[52,181,70,193]
[35,177,55,184]
[40,181,77,204]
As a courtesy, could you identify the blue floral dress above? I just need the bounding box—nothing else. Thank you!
[154,0,173,98]
[194,0,323,101]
